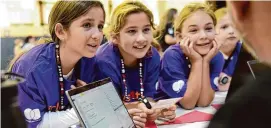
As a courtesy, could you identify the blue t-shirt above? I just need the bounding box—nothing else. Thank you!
[12,43,96,128]
[222,42,242,76]
[95,43,160,102]
[155,44,225,100]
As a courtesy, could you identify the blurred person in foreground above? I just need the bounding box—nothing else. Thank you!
[209,1,271,128]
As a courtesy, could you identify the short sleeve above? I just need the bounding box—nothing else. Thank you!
[210,52,225,91]
[12,64,47,128]
[159,48,188,98]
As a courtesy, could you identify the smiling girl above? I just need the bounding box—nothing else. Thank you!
[156,2,224,109]
[11,1,105,127]
[95,1,176,127]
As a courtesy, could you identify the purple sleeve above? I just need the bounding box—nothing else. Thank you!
[13,67,46,128]
[143,48,160,98]
[210,52,225,91]
[159,49,188,98]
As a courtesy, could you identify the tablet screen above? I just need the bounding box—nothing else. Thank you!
[69,79,135,128]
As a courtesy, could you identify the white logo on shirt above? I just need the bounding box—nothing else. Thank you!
[155,82,159,90]
[24,108,41,122]
[172,80,185,93]
[213,77,219,87]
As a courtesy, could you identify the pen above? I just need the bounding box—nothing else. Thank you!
[139,97,152,109]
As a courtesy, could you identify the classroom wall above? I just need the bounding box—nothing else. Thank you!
[1,37,19,70]
[0,0,209,70]
[0,25,49,38]
[0,0,208,38]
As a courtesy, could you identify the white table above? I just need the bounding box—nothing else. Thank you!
[155,92,228,128]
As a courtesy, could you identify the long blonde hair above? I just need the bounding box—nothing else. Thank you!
[7,50,27,72]
[151,38,162,52]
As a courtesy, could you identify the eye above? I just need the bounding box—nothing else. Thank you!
[98,24,104,31]
[127,30,137,34]
[143,28,151,33]
[82,23,93,28]
[189,29,197,33]
[205,27,213,32]
[221,25,228,29]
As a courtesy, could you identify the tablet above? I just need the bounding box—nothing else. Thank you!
[66,78,135,128]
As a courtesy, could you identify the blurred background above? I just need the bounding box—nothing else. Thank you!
[0,0,225,70]
[0,0,226,128]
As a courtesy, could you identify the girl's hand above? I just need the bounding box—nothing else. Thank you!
[179,37,202,63]
[128,108,147,128]
[158,105,177,122]
[203,40,219,63]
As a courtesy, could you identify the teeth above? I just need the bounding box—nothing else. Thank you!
[134,45,145,49]
[88,44,97,47]
[198,43,209,46]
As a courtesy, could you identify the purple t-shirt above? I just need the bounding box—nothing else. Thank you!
[12,43,96,128]
[223,42,242,76]
[155,44,225,100]
[95,43,160,102]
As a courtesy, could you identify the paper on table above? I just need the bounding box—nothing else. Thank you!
[160,111,213,125]
[153,98,182,109]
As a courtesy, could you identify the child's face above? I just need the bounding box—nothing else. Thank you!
[116,12,153,59]
[215,13,239,53]
[29,37,36,43]
[64,7,104,58]
[181,10,216,56]
[173,12,178,20]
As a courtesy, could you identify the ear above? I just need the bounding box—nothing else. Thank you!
[227,1,250,22]
[110,34,119,45]
[55,23,67,41]
[175,31,183,42]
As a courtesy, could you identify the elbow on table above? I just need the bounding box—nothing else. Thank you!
[197,96,214,107]
[181,99,212,109]
[182,105,196,110]
[180,101,196,110]
[197,101,211,107]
